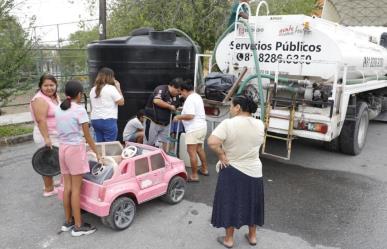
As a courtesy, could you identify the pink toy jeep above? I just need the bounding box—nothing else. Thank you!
[57,142,187,230]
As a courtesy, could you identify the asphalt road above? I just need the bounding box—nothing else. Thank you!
[0,121,386,249]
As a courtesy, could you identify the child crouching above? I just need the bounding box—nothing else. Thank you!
[55,80,101,236]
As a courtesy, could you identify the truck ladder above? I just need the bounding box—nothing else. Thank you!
[261,91,296,160]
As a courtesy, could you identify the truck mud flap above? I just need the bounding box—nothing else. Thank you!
[373,111,387,122]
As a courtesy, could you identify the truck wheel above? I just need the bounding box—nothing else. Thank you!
[382,97,387,111]
[101,197,136,230]
[340,102,369,155]
[161,176,186,204]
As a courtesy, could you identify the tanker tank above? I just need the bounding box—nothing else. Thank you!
[215,15,387,82]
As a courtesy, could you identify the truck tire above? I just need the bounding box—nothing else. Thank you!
[340,102,369,155]
[382,97,387,111]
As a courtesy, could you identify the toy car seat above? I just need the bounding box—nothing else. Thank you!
[83,153,117,184]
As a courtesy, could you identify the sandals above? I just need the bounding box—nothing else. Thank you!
[244,233,257,246]
[217,236,233,248]
[187,176,200,183]
[197,170,209,176]
[216,234,256,248]
[43,187,58,197]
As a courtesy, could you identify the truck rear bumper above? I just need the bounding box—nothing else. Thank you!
[267,109,335,141]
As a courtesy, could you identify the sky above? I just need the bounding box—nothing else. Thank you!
[11,0,98,46]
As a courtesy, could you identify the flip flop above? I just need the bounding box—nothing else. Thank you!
[187,177,200,183]
[244,234,257,246]
[198,170,209,176]
[217,236,233,249]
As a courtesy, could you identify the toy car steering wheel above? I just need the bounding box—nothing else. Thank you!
[121,145,138,159]
[91,162,104,176]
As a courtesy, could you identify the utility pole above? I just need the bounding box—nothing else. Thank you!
[56,24,61,48]
[99,0,106,40]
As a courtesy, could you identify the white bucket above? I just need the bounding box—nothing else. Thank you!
[178,132,202,168]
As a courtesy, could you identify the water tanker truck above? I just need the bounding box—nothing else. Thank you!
[196,1,387,159]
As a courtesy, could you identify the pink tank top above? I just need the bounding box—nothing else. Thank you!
[30,90,59,135]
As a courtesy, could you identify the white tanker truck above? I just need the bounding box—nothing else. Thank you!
[196,1,387,159]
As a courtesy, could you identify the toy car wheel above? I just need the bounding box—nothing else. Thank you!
[101,197,136,230]
[161,176,186,204]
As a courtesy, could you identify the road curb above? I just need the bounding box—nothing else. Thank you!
[0,133,33,146]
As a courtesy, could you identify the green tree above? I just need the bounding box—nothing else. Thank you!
[0,0,35,110]
[107,0,230,51]
[105,0,316,51]
[266,0,316,15]
[74,0,317,52]
[58,26,99,83]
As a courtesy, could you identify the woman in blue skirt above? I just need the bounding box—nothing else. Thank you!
[208,95,265,248]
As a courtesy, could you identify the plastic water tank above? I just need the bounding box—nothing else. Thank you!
[87,28,196,140]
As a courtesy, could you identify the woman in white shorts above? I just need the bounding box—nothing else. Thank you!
[30,74,60,197]
[173,81,208,182]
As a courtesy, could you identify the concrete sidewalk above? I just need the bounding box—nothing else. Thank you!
[0,112,32,126]
[0,112,33,145]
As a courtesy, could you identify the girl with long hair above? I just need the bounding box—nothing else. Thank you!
[55,80,101,236]
[89,67,124,142]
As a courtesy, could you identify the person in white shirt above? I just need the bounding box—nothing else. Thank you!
[123,109,145,143]
[173,81,208,182]
[89,67,124,142]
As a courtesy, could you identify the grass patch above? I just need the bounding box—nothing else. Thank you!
[0,123,33,137]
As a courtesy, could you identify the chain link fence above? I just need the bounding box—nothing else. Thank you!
[0,19,98,116]
[1,47,91,115]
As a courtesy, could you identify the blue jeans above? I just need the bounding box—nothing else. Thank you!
[91,118,118,142]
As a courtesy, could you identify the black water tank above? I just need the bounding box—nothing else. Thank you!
[87,29,196,140]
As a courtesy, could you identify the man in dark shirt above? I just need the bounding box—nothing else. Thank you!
[143,78,182,151]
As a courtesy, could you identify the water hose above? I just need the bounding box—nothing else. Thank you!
[239,74,299,93]
[233,19,265,119]
[346,76,387,85]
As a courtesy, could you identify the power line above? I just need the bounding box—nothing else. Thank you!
[24,19,99,29]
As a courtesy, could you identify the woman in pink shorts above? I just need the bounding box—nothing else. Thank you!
[55,80,101,237]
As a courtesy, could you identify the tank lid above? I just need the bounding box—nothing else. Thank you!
[131,27,155,36]
[149,31,176,42]
[90,36,129,44]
